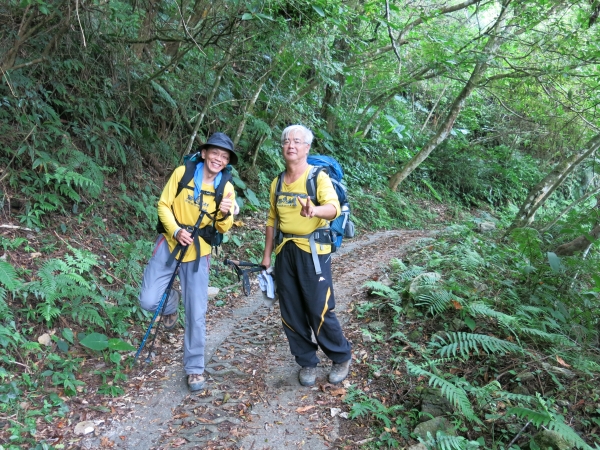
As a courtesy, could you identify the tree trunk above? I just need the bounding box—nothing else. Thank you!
[507,133,600,232]
[320,74,345,135]
[388,3,509,191]
[1,3,65,71]
[133,0,159,58]
[232,69,273,149]
[554,223,600,256]
[165,0,212,57]
[320,36,350,135]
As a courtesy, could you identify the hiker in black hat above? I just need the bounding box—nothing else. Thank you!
[139,132,238,391]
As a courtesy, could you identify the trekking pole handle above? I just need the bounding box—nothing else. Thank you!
[223,258,265,269]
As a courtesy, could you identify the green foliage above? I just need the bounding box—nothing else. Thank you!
[425,145,543,207]
[431,332,523,359]
[406,360,480,423]
[414,288,456,316]
[2,0,600,446]
[362,281,401,302]
[0,260,20,320]
[350,220,599,447]
[345,386,409,443]
[419,431,481,450]
[508,395,593,450]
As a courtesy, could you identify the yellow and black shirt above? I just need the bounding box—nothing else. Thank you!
[266,166,340,255]
[157,165,234,261]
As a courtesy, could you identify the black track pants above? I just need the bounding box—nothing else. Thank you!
[274,242,352,368]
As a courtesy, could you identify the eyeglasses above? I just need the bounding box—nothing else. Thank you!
[283,139,308,146]
[206,149,230,162]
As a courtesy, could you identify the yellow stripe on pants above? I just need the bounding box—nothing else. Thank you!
[316,287,331,336]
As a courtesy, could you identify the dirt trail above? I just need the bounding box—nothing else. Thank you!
[81,229,433,449]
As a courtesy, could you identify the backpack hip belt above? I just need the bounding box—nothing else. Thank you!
[279,227,331,275]
[166,209,228,272]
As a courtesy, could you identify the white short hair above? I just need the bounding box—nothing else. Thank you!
[281,125,313,145]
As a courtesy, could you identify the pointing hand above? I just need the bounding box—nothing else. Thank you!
[297,196,315,218]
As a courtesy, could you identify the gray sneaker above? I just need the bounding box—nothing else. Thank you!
[298,366,317,386]
[188,374,205,392]
[329,359,351,384]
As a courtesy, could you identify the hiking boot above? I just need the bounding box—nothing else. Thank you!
[329,359,351,384]
[298,366,317,386]
[188,374,205,392]
[162,312,178,330]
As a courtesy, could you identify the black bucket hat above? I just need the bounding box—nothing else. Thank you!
[199,132,238,165]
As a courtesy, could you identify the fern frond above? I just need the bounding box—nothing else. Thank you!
[0,287,9,319]
[73,306,105,330]
[424,431,480,450]
[457,249,485,271]
[406,361,480,423]
[65,247,98,273]
[507,408,592,449]
[0,260,20,291]
[389,258,407,271]
[431,332,523,359]
[467,302,518,327]
[415,289,453,315]
[398,266,425,282]
[415,358,459,370]
[362,281,400,301]
[515,305,545,317]
[23,341,42,352]
[547,419,593,449]
[572,359,600,374]
[415,237,436,247]
[472,380,502,403]
[507,406,552,427]
[496,390,536,404]
[517,327,573,346]
[37,303,60,323]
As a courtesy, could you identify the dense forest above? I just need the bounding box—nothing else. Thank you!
[1,0,600,448]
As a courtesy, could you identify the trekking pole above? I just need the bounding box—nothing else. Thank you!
[223,258,265,296]
[134,214,205,364]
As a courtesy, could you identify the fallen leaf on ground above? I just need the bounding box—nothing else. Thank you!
[100,437,114,447]
[296,405,315,413]
[330,387,346,396]
[556,355,571,368]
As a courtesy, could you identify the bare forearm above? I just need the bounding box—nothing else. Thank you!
[261,226,274,267]
[314,203,337,220]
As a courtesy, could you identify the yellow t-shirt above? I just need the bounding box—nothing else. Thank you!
[157,165,234,262]
[266,166,340,255]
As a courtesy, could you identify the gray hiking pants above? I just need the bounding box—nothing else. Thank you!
[139,235,210,375]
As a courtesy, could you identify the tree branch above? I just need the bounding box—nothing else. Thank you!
[385,0,402,64]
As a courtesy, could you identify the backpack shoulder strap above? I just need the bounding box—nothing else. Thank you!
[176,159,198,198]
[307,166,325,206]
[214,171,233,209]
[274,171,285,196]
